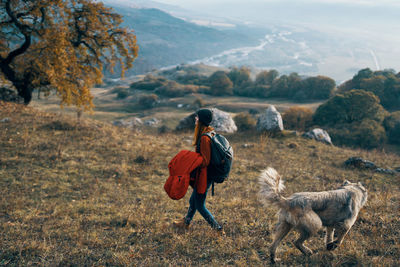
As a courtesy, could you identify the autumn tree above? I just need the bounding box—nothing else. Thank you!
[255,69,279,86]
[0,0,138,109]
[208,71,233,96]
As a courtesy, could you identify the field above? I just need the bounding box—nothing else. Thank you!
[1,99,399,266]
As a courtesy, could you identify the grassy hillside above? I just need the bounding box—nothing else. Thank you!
[1,100,399,266]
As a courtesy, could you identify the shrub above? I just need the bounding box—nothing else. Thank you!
[300,76,336,100]
[208,71,233,96]
[282,106,313,131]
[384,111,400,144]
[138,94,158,109]
[255,70,279,86]
[228,66,252,89]
[338,68,400,111]
[329,120,386,149]
[313,89,386,126]
[115,88,129,99]
[234,112,256,131]
[388,122,400,144]
[155,81,198,97]
[176,72,208,86]
[130,75,167,91]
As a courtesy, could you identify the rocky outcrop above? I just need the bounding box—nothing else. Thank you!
[303,128,332,145]
[345,157,398,174]
[256,105,283,132]
[113,117,143,129]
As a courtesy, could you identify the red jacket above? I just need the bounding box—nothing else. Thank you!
[164,150,203,200]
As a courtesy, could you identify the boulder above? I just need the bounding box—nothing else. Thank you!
[303,128,332,145]
[256,105,283,132]
[175,108,237,133]
[345,157,376,169]
[175,113,197,131]
[211,108,237,133]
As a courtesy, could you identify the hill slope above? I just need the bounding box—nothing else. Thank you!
[0,101,399,265]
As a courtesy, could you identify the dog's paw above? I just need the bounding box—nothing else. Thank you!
[327,242,338,251]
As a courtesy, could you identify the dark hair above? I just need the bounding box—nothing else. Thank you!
[196,109,213,126]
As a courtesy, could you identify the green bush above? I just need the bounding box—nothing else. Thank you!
[384,111,400,144]
[115,88,129,99]
[329,120,386,149]
[282,106,313,131]
[130,75,167,91]
[234,112,256,131]
[388,122,400,144]
[155,81,198,97]
[138,94,158,109]
[208,71,233,96]
[338,68,400,111]
[313,89,386,126]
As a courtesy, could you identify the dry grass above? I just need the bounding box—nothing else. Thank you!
[1,101,399,266]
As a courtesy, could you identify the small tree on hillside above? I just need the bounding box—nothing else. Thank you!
[228,66,252,88]
[0,0,138,109]
[208,71,233,96]
[255,70,279,86]
[301,76,336,100]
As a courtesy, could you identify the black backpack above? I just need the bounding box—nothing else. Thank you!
[198,131,233,194]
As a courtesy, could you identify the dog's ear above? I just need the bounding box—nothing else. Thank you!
[342,180,350,186]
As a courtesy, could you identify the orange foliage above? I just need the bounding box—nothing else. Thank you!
[0,0,138,109]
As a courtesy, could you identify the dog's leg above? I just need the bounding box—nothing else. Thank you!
[270,221,292,264]
[327,225,351,251]
[327,217,357,251]
[325,227,334,247]
[294,229,313,256]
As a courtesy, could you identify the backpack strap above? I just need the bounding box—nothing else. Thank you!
[197,131,216,196]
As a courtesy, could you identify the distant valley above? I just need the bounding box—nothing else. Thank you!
[103,1,400,83]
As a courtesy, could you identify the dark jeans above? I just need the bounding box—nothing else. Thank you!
[184,181,221,229]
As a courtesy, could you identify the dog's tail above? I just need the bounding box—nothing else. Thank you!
[258,167,287,208]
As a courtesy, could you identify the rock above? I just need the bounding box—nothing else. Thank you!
[241,143,254,148]
[345,157,397,175]
[113,117,143,129]
[210,108,237,133]
[303,128,332,145]
[345,157,377,169]
[175,113,197,131]
[256,105,283,132]
[175,108,237,133]
[144,118,161,127]
[375,168,396,175]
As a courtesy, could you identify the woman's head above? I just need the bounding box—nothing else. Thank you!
[192,109,214,146]
[196,109,213,126]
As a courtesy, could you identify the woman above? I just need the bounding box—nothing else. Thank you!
[173,108,224,234]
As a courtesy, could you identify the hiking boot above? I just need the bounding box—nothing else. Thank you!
[173,218,190,230]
